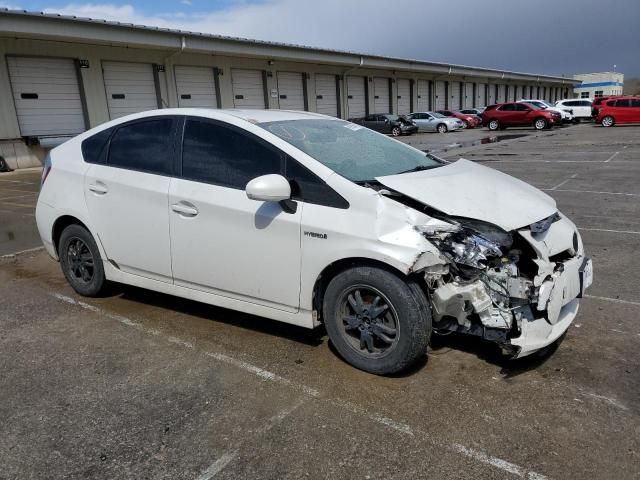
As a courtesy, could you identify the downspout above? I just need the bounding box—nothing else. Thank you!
[341,56,364,119]
[160,35,187,107]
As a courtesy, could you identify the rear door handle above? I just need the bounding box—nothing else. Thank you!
[88,182,108,195]
[171,202,199,217]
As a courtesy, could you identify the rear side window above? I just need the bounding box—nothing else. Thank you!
[182,118,282,189]
[81,127,113,165]
[286,157,349,209]
[108,118,175,175]
[498,104,515,111]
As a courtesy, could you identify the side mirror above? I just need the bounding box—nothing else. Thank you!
[384,118,390,124]
[246,174,291,202]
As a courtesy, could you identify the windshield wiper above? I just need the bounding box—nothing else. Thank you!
[397,165,439,175]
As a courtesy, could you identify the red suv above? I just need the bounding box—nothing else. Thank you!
[591,96,620,118]
[596,97,640,127]
[482,102,560,130]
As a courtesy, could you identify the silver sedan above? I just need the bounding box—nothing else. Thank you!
[406,112,464,133]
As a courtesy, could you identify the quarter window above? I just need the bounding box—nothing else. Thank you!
[108,118,175,175]
[81,127,113,165]
[286,157,348,209]
[181,118,282,189]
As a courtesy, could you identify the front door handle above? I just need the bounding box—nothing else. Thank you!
[171,202,199,217]
[88,182,108,195]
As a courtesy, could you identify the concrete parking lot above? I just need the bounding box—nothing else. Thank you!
[1,124,639,479]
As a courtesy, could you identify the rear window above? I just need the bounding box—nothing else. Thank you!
[81,127,113,165]
[108,118,175,175]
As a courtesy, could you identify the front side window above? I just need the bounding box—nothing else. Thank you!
[631,99,640,108]
[259,119,442,183]
[182,118,282,189]
[108,118,175,175]
[615,99,631,108]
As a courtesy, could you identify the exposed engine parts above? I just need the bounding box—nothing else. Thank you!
[417,215,579,352]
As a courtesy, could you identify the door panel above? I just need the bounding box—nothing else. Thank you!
[174,65,218,108]
[7,56,86,137]
[315,74,338,117]
[231,69,266,109]
[169,180,302,311]
[347,76,367,118]
[373,77,390,113]
[102,61,159,119]
[277,71,306,110]
[449,81,461,110]
[435,81,446,110]
[396,79,411,115]
[85,166,172,281]
[417,80,430,111]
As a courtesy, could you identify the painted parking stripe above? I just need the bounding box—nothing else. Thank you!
[49,291,550,479]
[579,227,640,235]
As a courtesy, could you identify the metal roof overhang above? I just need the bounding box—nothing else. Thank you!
[0,9,579,85]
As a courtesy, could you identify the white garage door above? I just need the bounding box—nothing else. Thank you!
[347,76,367,118]
[277,72,306,111]
[497,84,506,103]
[7,56,85,137]
[476,83,487,106]
[232,69,266,109]
[315,74,338,117]
[174,65,218,108]
[435,81,446,110]
[449,82,461,110]
[417,80,430,111]
[396,79,411,115]
[103,61,158,120]
[464,83,474,108]
[373,77,390,113]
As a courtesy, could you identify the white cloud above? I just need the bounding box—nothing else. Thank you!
[0,2,22,8]
[180,0,192,5]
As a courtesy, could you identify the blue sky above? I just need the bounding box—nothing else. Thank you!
[2,0,639,77]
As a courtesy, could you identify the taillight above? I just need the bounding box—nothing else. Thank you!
[41,154,52,187]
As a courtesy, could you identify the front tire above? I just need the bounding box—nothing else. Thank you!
[488,119,500,131]
[436,123,448,134]
[59,224,106,297]
[534,118,548,130]
[391,126,401,136]
[322,266,431,375]
[601,116,615,127]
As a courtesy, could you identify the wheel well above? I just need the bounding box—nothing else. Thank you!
[311,257,409,322]
[52,216,89,255]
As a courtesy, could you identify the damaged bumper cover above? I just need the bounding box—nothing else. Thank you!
[415,212,593,358]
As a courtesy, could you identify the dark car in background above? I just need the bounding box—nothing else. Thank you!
[349,114,418,136]
[482,102,561,130]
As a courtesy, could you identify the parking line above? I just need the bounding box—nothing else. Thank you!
[49,291,550,480]
[579,227,640,236]
[549,173,578,191]
[585,294,640,307]
[604,151,620,163]
[195,452,238,480]
[0,246,44,259]
[546,189,640,197]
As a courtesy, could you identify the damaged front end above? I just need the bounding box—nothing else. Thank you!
[414,212,592,358]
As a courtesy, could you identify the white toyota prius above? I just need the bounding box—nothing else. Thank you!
[36,109,593,374]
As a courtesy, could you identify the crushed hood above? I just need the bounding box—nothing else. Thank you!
[375,159,557,231]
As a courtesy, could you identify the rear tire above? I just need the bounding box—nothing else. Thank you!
[601,116,615,127]
[488,119,500,131]
[436,123,448,133]
[59,224,106,297]
[322,266,431,375]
